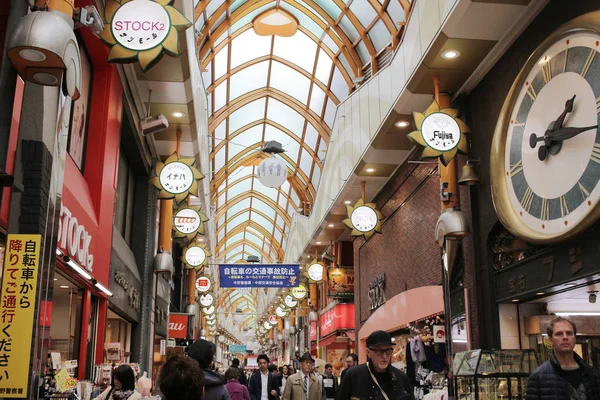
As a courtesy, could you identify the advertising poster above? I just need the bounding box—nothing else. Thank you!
[327,267,354,298]
[68,44,92,170]
[326,349,348,376]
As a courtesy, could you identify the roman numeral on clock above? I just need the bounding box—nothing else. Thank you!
[579,182,590,199]
[542,62,552,84]
[560,195,570,217]
[592,143,600,164]
[510,160,523,177]
[596,97,600,113]
[582,49,596,78]
[526,84,537,101]
[521,187,535,213]
[540,198,550,221]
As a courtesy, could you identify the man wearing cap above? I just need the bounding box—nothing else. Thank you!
[188,339,231,400]
[337,330,413,400]
[282,353,322,400]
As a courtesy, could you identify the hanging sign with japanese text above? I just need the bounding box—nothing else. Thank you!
[219,264,300,288]
[182,242,211,270]
[343,198,384,240]
[172,206,209,240]
[150,153,205,205]
[0,234,41,397]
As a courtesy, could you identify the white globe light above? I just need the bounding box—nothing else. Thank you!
[257,156,288,188]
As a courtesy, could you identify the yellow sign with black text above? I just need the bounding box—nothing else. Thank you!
[0,234,41,397]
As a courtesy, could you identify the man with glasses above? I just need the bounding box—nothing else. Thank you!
[282,353,322,400]
[337,330,413,400]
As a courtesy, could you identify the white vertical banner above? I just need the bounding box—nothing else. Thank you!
[216,346,223,363]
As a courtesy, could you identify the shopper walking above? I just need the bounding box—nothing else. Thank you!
[248,354,280,400]
[280,365,291,394]
[340,354,358,383]
[337,330,413,400]
[188,339,231,400]
[231,358,248,387]
[281,353,322,400]
[225,368,251,400]
[93,365,142,400]
[158,355,205,400]
[321,364,337,400]
[527,316,600,399]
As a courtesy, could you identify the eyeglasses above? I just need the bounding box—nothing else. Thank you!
[369,348,393,357]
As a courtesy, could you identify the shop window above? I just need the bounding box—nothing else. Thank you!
[105,309,132,364]
[114,150,135,245]
[66,40,93,171]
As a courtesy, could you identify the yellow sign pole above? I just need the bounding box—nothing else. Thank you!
[0,234,42,397]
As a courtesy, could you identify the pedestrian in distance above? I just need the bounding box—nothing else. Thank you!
[231,358,248,387]
[340,354,358,383]
[248,354,280,400]
[225,367,251,400]
[188,339,231,400]
[321,363,338,400]
[337,330,413,400]
[282,353,322,400]
[527,316,600,399]
[158,354,205,400]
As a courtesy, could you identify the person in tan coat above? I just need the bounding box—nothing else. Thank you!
[282,353,321,400]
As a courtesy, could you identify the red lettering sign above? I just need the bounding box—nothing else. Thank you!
[168,314,189,339]
[310,321,317,341]
[319,304,355,338]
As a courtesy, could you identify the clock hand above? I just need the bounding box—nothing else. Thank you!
[551,95,576,131]
[547,124,598,141]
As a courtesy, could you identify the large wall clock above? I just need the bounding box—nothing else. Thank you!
[491,12,600,244]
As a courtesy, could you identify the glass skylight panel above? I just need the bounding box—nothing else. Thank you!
[279,3,324,38]
[286,202,295,215]
[226,233,244,247]
[246,232,264,248]
[304,124,319,150]
[230,0,246,14]
[227,245,245,256]
[231,124,263,149]
[214,44,228,80]
[290,190,300,207]
[214,81,227,111]
[339,16,360,43]
[369,19,391,52]
[330,67,348,102]
[251,213,273,234]
[215,31,228,47]
[282,157,295,176]
[318,137,327,161]
[356,40,370,65]
[218,180,226,195]
[227,198,251,216]
[218,229,225,243]
[281,238,287,251]
[228,177,252,199]
[278,195,287,210]
[280,180,290,194]
[218,214,226,227]
[266,99,304,137]
[253,178,279,202]
[311,165,321,188]
[231,3,273,33]
[309,86,325,116]
[349,1,377,28]
[252,198,276,220]
[195,14,205,37]
[273,32,317,73]
[275,214,285,230]
[227,211,250,232]
[211,13,227,34]
[269,62,310,104]
[231,30,272,68]
[314,0,341,19]
[207,93,213,116]
[320,33,338,54]
[338,54,352,78]
[314,50,333,85]
[386,0,405,27]
[229,98,266,132]
[299,149,313,177]
[228,166,253,185]
[217,191,226,208]
[205,0,225,19]
[246,246,260,257]
[273,229,283,244]
[323,98,336,128]
[215,146,226,172]
[194,0,201,10]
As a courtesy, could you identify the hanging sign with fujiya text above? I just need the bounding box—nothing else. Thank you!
[57,204,94,272]
[291,284,308,300]
[219,264,300,288]
[407,100,470,166]
[172,206,210,240]
[343,198,384,240]
[100,0,192,72]
[182,243,211,270]
[150,153,205,205]
[0,234,41,397]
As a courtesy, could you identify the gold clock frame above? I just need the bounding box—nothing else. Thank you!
[490,11,600,244]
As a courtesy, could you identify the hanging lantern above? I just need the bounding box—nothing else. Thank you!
[256,141,288,188]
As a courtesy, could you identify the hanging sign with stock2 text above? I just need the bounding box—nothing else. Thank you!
[100,0,191,71]
[150,153,205,205]
[343,198,384,240]
[182,242,211,270]
[172,206,210,240]
[407,100,470,166]
[0,234,42,397]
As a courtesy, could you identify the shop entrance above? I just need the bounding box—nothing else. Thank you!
[105,309,133,364]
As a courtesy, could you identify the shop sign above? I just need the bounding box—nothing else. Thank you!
[343,198,383,240]
[199,293,214,307]
[150,153,205,205]
[168,314,189,339]
[407,100,469,166]
[307,262,324,283]
[206,314,215,321]
[309,321,317,341]
[114,271,141,312]
[219,264,300,288]
[100,0,192,72]
[263,321,272,330]
[196,276,211,292]
[172,206,209,240]
[284,294,298,308]
[229,344,247,354]
[327,268,354,298]
[57,204,94,272]
[0,234,41,397]
[291,284,308,300]
[160,339,167,356]
[202,305,215,315]
[269,315,278,325]
[433,325,446,343]
[369,273,386,311]
[105,342,122,362]
[183,244,210,270]
[320,304,355,337]
[276,305,288,318]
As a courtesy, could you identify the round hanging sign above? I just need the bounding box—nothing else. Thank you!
[206,314,216,321]
[307,263,324,282]
[291,284,307,300]
[263,321,272,330]
[202,305,215,315]
[199,293,214,307]
[196,276,211,292]
[284,295,298,308]
[257,156,288,188]
[420,113,461,152]
[276,306,288,318]
[350,206,379,233]
[206,320,216,326]
[269,315,278,325]
[174,208,202,235]
[111,0,171,52]
[186,246,207,268]
[159,162,195,195]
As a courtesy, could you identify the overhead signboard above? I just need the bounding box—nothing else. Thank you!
[182,244,211,270]
[269,315,278,325]
[219,264,300,288]
[320,304,355,337]
[168,313,191,339]
[0,234,42,397]
[307,261,324,283]
[343,198,384,240]
[229,344,247,354]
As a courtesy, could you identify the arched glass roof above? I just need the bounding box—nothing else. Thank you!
[196,0,408,328]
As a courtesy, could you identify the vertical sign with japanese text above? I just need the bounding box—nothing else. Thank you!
[0,234,41,397]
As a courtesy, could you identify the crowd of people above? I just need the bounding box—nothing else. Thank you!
[93,317,600,400]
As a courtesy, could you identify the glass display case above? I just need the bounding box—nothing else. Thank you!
[454,349,538,399]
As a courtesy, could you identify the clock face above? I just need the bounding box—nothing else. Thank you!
[496,29,600,242]
[350,206,378,232]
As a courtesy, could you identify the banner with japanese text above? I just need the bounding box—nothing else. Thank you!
[219,264,300,288]
[0,234,41,397]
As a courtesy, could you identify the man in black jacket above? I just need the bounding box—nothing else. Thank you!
[248,354,280,400]
[188,339,231,400]
[527,316,600,399]
[337,330,413,400]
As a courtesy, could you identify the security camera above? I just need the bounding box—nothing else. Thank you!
[140,114,169,136]
[589,291,598,304]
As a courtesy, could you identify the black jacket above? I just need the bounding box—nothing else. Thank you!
[204,369,231,400]
[248,371,280,400]
[526,351,600,399]
[337,363,413,400]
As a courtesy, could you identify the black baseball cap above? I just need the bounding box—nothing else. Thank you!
[188,339,215,368]
[366,330,395,348]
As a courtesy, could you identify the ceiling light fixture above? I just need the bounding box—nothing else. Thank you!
[172,112,185,118]
[365,168,376,173]
[511,299,519,303]
[60,285,69,289]
[441,50,460,59]
[64,256,92,280]
[328,223,334,227]
[395,121,409,128]
[536,292,545,295]
[344,200,351,205]
[316,241,321,245]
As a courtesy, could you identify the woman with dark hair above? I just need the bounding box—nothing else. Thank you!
[159,355,205,400]
[224,367,250,400]
[94,365,142,400]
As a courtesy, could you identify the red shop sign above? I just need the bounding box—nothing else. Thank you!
[168,314,189,339]
[310,321,317,342]
[320,304,355,338]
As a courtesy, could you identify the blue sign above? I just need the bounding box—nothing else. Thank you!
[229,344,247,354]
[219,264,300,288]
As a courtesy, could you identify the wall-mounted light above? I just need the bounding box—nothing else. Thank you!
[63,255,92,280]
[92,279,113,297]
